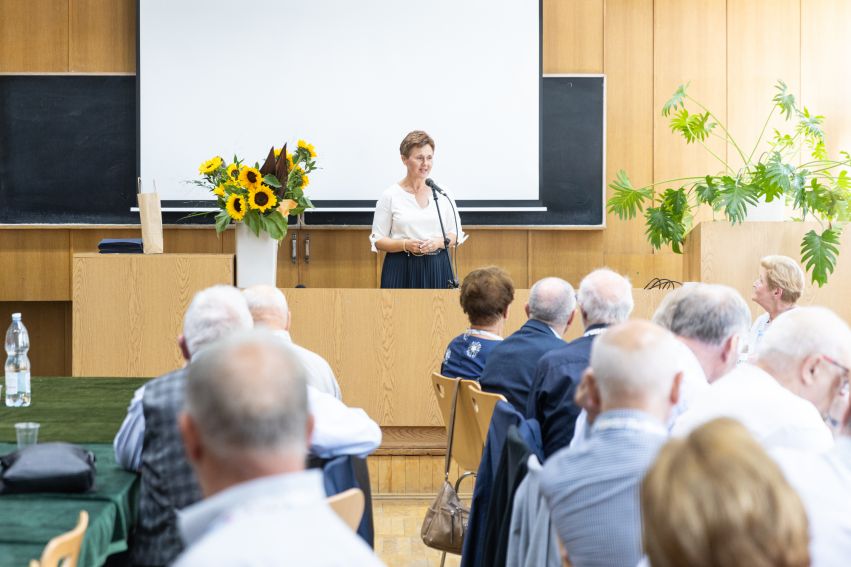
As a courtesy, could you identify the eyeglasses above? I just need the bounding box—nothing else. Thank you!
[821,354,850,396]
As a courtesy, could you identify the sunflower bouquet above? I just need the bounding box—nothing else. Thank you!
[196,139,317,240]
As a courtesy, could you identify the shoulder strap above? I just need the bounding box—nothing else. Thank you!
[443,380,462,479]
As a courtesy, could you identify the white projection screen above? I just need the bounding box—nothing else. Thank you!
[139,0,540,204]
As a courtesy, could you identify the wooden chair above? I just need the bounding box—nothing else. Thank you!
[464,385,507,448]
[29,510,88,567]
[327,487,365,532]
[431,373,482,472]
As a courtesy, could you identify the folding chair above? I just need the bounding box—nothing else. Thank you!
[29,510,88,567]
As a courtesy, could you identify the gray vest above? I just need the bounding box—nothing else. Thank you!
[132,367,203,566]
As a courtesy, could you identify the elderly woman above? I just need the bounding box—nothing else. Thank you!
[370,130,465,289]
[441,267,514,380]
[746,254,805,358]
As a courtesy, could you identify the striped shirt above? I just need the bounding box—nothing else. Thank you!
[540,409,667,567]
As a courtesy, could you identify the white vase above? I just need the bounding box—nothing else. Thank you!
[235,222,278,288]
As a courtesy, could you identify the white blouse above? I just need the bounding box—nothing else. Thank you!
[369,183,467,252]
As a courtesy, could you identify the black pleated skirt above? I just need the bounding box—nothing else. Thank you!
[380,250,454,289]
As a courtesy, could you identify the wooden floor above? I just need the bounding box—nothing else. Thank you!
[374,499,461,567]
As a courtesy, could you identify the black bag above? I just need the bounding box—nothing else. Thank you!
[0,442,96,494]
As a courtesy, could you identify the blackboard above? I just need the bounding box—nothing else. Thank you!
[0,75,604,226]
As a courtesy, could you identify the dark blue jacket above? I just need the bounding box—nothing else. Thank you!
[526,325,606,459]
[478,319,566,411]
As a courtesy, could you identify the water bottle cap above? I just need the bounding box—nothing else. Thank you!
[11,313,21,321]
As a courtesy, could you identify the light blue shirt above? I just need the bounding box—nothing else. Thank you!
[540,409,667,567]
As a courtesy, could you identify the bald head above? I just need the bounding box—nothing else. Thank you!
[527,277,576,330]
[243,285,290,331]
[577,268,634,326]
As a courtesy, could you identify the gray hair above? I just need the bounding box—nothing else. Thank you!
[185,330,309,457]
[757,306,851,371]
[652,283,751,346]
[528,277,576,327]
[243,285,289,328]
[183,285,253,357]
[577,268,634,325]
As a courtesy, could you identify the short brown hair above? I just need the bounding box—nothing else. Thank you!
[459,266,515,326]
[641,418,810,567]
[760,255,804,303]
[399,130,435,157]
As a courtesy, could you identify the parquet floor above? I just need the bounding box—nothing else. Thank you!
[374,499,462,567]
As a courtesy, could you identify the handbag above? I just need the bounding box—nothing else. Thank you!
[421,380,471,554]
[0,442,96,494]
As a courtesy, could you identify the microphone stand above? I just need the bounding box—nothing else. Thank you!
[431,186,459,289]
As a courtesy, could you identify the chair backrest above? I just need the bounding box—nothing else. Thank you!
[464,384,507,449]
[327,487,365,532]
[431,373,483,473]
[30,510,89,567]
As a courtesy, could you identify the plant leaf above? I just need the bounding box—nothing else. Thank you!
[772,80,796,120]
[694,176,720,207]
[758,153,796,201]
[644,206,686,253]
[801,228,840,286]
[214,211,231,234]
[607,170,652,219]
[797,106,825,141]
[243,211,261,237]
[262,174,282,188]
[718,176,759,224]
[811,140,828,160]
[669,109,714,143]
[662,83,689,117]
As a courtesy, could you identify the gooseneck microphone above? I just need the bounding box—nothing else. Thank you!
[425,178,459,289]
[425,178,446,195]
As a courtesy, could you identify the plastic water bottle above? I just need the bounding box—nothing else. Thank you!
[5,313,31,407]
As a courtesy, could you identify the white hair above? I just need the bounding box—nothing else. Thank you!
[183,285,253,357]
[577,268,634,325]
[243,285,289,327]
[652,283,750,346]
[590,320,687,401]
[757,306,851,370]
[528,277,576,327]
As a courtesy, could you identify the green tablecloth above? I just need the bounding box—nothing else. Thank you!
[0,377,149,567]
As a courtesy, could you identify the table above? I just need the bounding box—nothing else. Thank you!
[0,377,149,566]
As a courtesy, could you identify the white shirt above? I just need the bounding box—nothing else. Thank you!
[773,437,851,567]
[742,312,771,362]
[175,469,385,567]
[672,363,834,452]
[369,184,466,252]
[274,330,342,400]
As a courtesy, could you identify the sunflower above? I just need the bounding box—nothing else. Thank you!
[274,147,282,158]
[199,156,224,175]
[226,163,239,181]
[301,174,310,188]
[249,185,278,212]
[278,198,298,216]
[225,194,247,221]
[297,139,317,158]
[238,166,263,189]
[213,184,226,198]
[291,164,307,188]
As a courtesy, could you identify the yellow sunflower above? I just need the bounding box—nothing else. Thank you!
[226,163,239,181]
[249,185,278,212]
[225,194,247,221]
[238,166,263,189]
[274,147,282,158]
[278,198,298,216]
[213,184,226,198]
[297,139,317,158]
[199,156,224,175]
[301,174,310,188]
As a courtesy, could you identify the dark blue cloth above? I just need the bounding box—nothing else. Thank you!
[526,325,606,459]
[460,401,543,567]
[380,250,454,289]
[440,333,501,380]
[320,455,375,548]
[478,319,566,411]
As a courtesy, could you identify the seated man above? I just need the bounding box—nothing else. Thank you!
[527,268,633,458]
[672,306,851,452]
[114,285,381,566]
[478,277,575,410]
[540,320,687,567]
[243,284,342,399]
[175,331,384,566]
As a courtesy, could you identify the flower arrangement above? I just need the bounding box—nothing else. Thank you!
[196,140,317,240]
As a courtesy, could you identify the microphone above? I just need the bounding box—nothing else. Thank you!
[425,178,446,195]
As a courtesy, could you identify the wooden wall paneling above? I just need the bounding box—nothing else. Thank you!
[726,0,800,172]
[527,231,605,286]
[299,229,377,288]
[0,230,71,301]
[0,0,69,72]
[69,0,136,72]
[542,0,604,73]
[456,230,529,287]
[802,0,851,155]
[0,301,70,376]
[602,252,683,288]
[162,228,225,254]
[273,230,300,288]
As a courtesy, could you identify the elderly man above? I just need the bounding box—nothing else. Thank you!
[526,268,633,458]
[174,332,384,566]
[243,284,341,399]
[540,320,687,567]
[114,285,381,566]
[478,277,575,410]
[673,306,851,451]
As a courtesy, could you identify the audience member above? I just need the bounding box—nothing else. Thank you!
[478,277,575,410]
[174,331,384,566]
[114,285,381,566]
[642,418,810,567]
[441,266,514,379]
[243,284,342,399]
[673,306,851,451]
[540,320,686,567]
[745,254,804,359]
[527,268,633,457]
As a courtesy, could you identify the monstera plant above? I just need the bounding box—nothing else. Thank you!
[607,80,851,286]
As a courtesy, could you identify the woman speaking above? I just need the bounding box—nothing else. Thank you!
[370,130,465,289]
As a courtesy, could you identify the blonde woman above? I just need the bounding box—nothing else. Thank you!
[746,255,805,358]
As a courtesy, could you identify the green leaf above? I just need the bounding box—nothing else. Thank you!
[262,174,282,188]
[662,83,689,117]
[694,176,720,207]
[214,211,231,234]
[644,206,686,253]
[836,170,850,191]
[264,214,283,240]
[244,211,261,237]
[772,80,796,120]
[606,170,652,219]
[811,141,828,160]
[718,176,759,224]
[797,106,825,141]
[669,109,714,143]
[801,228,841,286]
[761,154,795,200]
[770,128,795,152]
